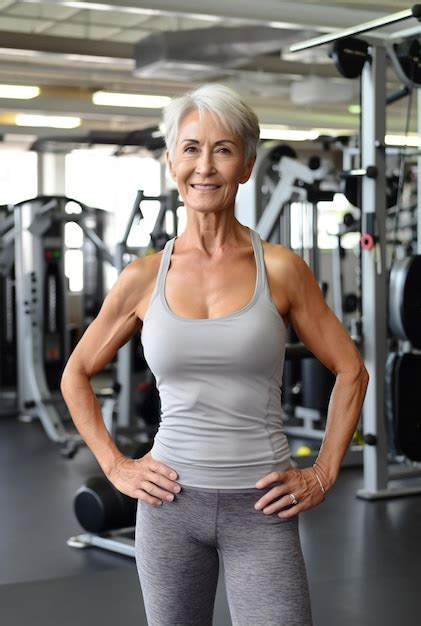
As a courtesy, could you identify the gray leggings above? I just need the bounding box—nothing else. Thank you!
[135,485,313,626]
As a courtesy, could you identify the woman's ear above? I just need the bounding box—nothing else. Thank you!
[239,154,257,184]
[166,151,177,181]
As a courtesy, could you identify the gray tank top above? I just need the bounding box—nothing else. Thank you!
[141,228,291,488]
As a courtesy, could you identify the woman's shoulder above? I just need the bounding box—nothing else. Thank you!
[261,240,313,311]
[261,240,303,276]
[124,248,163,273]
[115,249,164,296]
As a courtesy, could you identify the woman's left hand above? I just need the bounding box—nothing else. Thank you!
[254,466,326,519]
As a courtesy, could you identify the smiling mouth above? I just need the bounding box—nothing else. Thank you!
[191,184,221,191]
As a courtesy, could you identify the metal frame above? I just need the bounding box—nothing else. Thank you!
[256,157,316,242]
[67,528,135,558]
[114,189,145,432]
[418,89,421,250]
[289,6,420,52]
[291,8,421,499]
[115,189,180,431]
[13,196,119,455]
[14,198,79,448]
[357,46,390,498]
[235,143,318,240]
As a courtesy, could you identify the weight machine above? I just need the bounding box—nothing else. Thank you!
[291,5,421,498]
[237,141,364,466]
[114,188,181,443]
[6,189,181,457]
[11,195,113,456]
[0,205,18,415]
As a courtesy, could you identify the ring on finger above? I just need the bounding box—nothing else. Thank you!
[289,493,298,506]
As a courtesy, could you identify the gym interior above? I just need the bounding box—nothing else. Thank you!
[1,2,421,625]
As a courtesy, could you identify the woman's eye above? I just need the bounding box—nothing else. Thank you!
[184,146,197,153]
[217,147,230,154]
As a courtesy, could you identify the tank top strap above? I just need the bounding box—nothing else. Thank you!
[250,228,270,297]
[148,237,176,309]
[152,231,267,307]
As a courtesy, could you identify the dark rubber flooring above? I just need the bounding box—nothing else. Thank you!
[1,414,421,626]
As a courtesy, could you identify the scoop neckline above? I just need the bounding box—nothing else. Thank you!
[161,228,260,323]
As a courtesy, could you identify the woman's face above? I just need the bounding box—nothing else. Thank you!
[167,109,255,216]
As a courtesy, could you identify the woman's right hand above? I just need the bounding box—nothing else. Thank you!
[106,451,181,506]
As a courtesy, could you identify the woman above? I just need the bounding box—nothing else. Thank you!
[61,84,369,626]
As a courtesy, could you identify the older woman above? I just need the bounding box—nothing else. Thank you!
[61,84,369,626]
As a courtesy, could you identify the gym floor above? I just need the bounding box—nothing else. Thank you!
[1,414,421,626]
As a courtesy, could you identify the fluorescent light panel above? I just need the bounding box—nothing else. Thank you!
[260,126,319,141]
[93,91,171,108]
[50,1,221,21]
[15,114,81,129]
[0,84,40,99]
[385,134,421,147]
[348,104,361,114]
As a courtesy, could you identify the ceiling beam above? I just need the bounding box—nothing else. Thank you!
[0,31,133,58]
[22,0,393,33]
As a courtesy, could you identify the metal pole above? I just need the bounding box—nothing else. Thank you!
[311,202,319,280]
[37,154,67,196]
[357,45,389,499]
[331,234,344,322]
[418,89,421,254]
[115,190,144,429]
[121,189,144,247]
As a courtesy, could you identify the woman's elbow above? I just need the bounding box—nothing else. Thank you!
[339,359,369,385]
[353,362,369,387]
[60,355,88,392]
[60,363,75,393]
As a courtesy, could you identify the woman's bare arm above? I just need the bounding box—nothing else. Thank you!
[60,259,144,474]
[253,249,369,518]
[286,251,369,490]
[61,256,181,506]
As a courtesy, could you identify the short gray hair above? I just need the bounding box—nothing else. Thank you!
[163,83,260,163]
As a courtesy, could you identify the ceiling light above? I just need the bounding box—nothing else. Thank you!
[93,91,171,108]
[385,134,421,147]
[57,2,125,11]
[0,47,131,67]
[260,126,319,142]
[71,147,115,156]
[15,114,81,129]
[65,54,132,65]
[0,48,40,58]
[313,128,355,136]
[0,85,40,99]
[348,104,361,114]
[43,1,221,21]
[268,21,296,29]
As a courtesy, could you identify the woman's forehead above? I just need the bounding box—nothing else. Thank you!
[178,109,237,141]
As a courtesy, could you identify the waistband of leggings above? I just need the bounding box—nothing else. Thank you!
[178,483,271,494]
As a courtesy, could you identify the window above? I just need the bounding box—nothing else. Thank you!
[0,150,37,205]
[65,151,162,291]
[290,193,358,250]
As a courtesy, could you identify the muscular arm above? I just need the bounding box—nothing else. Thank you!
[60,259,145,474]
[285,251,369,490]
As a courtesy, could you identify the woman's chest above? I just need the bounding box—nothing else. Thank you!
[138,243,290,326]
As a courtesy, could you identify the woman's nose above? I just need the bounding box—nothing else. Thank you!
[195,151,215,175]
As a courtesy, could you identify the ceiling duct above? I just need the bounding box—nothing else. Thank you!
[133,26,285,80]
